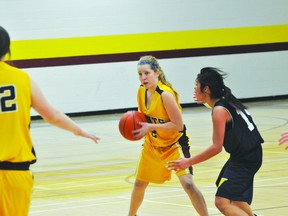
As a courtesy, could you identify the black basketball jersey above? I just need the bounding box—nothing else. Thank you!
[214,99,264,163]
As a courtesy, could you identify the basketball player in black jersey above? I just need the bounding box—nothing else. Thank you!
[167,67,263,216]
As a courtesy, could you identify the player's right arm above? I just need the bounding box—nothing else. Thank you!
[167,106,226,170]
[30,79,100,143]
[184,107,225,165]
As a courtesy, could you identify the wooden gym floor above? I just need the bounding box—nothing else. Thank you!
[29,99,288,216]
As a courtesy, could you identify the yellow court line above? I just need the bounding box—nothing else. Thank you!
[10,24,288,60]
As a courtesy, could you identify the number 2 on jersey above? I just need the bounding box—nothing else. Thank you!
[0,85,17,113]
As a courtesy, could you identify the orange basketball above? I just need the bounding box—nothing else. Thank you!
[118,111,147,141]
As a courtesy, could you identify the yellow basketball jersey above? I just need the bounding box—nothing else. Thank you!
[137,81,183,147]
[0,62,36,163]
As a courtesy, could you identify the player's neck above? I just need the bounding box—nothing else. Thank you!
[208,98,221,108]
[147,84,157,94]
[146,89,154,100]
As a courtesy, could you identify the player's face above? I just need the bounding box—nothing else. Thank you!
[138,64,159,89]
[194,81,206,103]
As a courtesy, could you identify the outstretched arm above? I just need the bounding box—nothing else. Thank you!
[30,79,100,143]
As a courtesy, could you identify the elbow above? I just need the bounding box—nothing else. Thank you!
[213,145,223,155]
[41,110,61,125]
[170,120,183,131]
[44,116,58,125]
[43,115,58,125]
[216,147,223,154]
[176,119,184,131]
[177,123,184,131]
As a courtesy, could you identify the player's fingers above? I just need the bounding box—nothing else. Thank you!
[166,165,176,171]
[132,129,141,134]
[132,130,144,140]
[166,166,181,172]
[166,161,179,170]
[279,137,288,145]
[91,136,100,143]
[166,161,173,170]
[279,133,288,144]
[133,134,142,139]
[95,136,101,142]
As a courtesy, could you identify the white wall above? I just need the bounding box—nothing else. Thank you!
[2,0,287,39]
[1,0,287,115]
[26,51,288,115]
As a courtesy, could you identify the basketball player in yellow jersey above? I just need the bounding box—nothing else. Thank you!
[0,26,100,216]
[128,56,208,216]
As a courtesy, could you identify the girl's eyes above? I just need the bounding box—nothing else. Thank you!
[138,71,150,76]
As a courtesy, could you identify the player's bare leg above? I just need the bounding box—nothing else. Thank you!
[215,196,254,216]
[178,174,208,216]
[128,179,149,216]
[232,200,254,216]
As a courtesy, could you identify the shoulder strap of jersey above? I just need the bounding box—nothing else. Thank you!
[214,99,234,129]
[155,85,163,95]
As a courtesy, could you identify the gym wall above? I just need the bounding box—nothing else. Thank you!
[1,0,287,116]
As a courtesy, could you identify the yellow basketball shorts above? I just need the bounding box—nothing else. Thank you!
[0,170,34,216]
[136,140,193,184]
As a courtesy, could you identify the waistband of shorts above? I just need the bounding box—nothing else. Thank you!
[0,161,31,170]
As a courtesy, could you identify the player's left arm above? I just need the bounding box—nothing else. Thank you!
[156,91,183,131]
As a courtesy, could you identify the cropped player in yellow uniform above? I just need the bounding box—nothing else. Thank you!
[128,56,208,216]
[0,26,100,216]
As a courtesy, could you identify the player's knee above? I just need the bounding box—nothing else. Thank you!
[134,179,149,190]
[181,181,196,193]
[215,197,229,213]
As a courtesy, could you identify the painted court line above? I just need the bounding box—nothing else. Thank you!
[30,200,127,214]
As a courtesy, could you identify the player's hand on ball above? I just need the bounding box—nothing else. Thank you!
[119,111,147,141]
[166,158,190,171]
[133,122,150,139]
